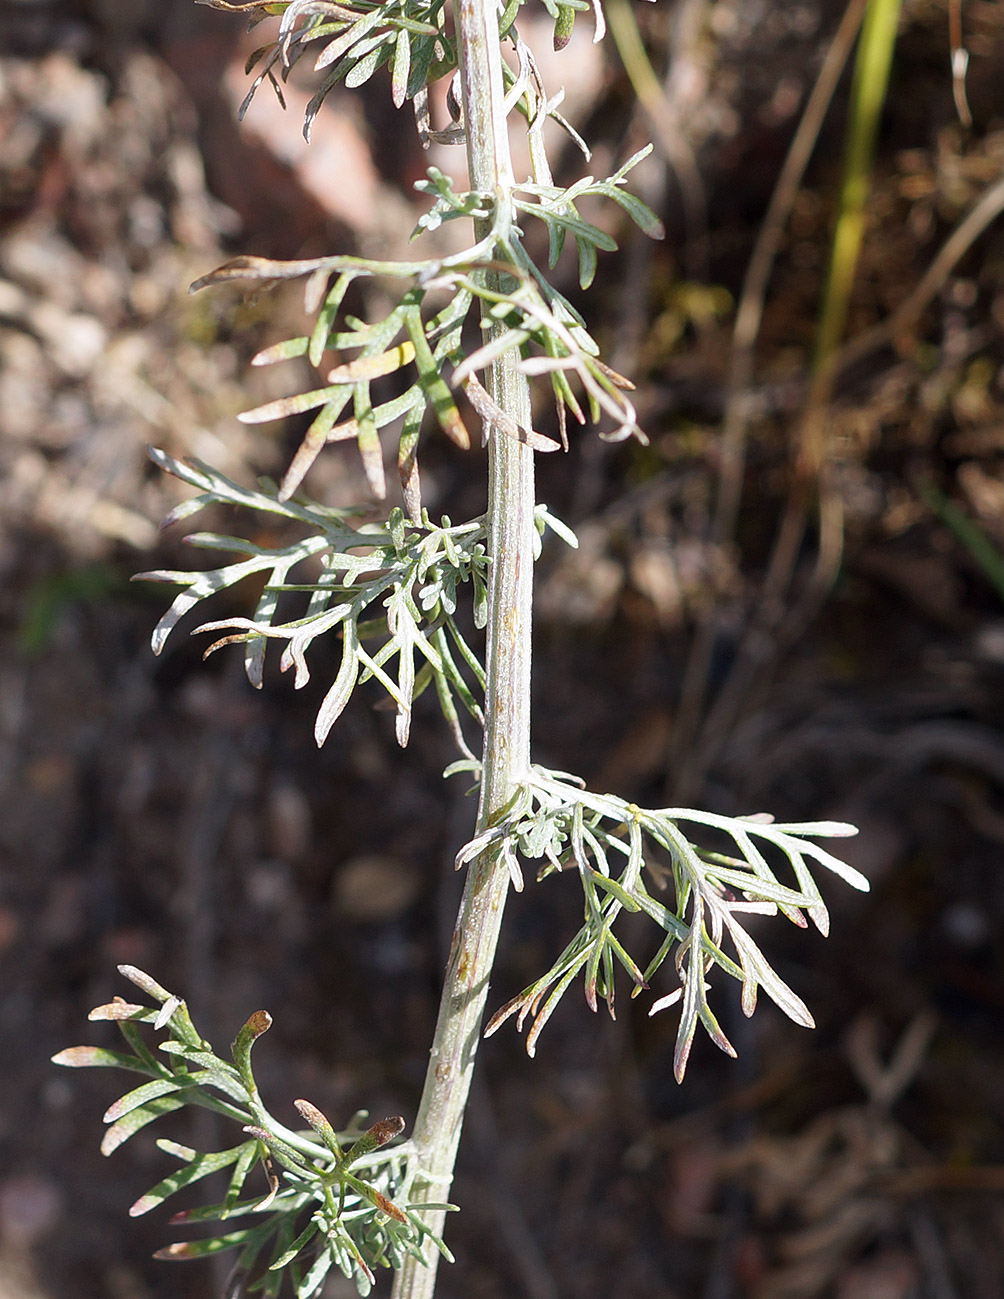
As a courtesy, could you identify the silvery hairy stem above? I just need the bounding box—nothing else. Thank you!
[390,0,535,1294]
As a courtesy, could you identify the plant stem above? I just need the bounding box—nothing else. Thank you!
[390,0,534,1295]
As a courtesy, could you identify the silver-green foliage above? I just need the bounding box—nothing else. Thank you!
[57,0,869,1294]
[463,768,866,1078]
[185,0,666,520]
[54,967,453,1297]
[136,446,867,1086]
[187,142,661,526]
[199,0,594,136]
[136,449,493,752]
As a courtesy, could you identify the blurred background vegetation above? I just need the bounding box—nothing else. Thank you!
[3,0,1004,1295]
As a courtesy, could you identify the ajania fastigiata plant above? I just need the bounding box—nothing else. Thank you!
[56,2,868,1296]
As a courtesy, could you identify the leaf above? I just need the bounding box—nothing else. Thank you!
[543,210,618,253]
[155,1229,262,1261]
[391,26,410,108]
[525,961,585,1057]
[232,1010,273,1057]
[278,1,357,46]
[314,615,360,745]
[386,603,416,747]
[158,1041,236,1070]
[575,234,598,290]
[345,42,389,89]
[451,325,532,388]
[535,506,578,548]
[454,825,504,870]
[326,341,416,384]
[630,888,695,945]
[405,306,470,449]
[398,397,424,521]
[231,1009,272,1095]
[293,1099,343,1158]
[353,382,386,500]
[129,1145,251,1218]
[309,273,355,367]
[88,999,155,1022]
[239,385,352,425]
[146,448,329,526]
[104,1076,186,1124]
[244,572,285,689]
[278,398,352,500]
[314,7,385,71]
[140,572,243,657]
[236,51,284,120]
[118,965,173,1001]
[610,143,654,183]
[159,492,215,532]
[704,865,811,910]
[672,954,703,1084]
[297,1245,340,1298]
[195,1,288,12]
[269,1219,321,1271]
[169,1190,298,1226]
[553,3,576,49]
[304,66,346,141]
[726,919,814,1027]
[544,212,566,268]
[251,337,309,366]
[792,834,869,891]
[223,1141,263,1216]
[117,1020,166,1073]
[190,255,340,293]
[585,870,641,913]
[157,1140,197,1161]
[462,377,560,451]
[600,186,666,239]
[102,1095,187,1156]
[346,1175,408,1224]
[51,1046,151,1073]
[343,1116,405,1165]
[770,819,859,838]
[406,33,438,99]
[241,1126,308,1173]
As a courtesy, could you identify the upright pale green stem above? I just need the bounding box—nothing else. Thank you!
[390,0,534,1295]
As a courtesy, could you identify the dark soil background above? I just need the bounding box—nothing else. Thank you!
[3,1,1004,1296]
